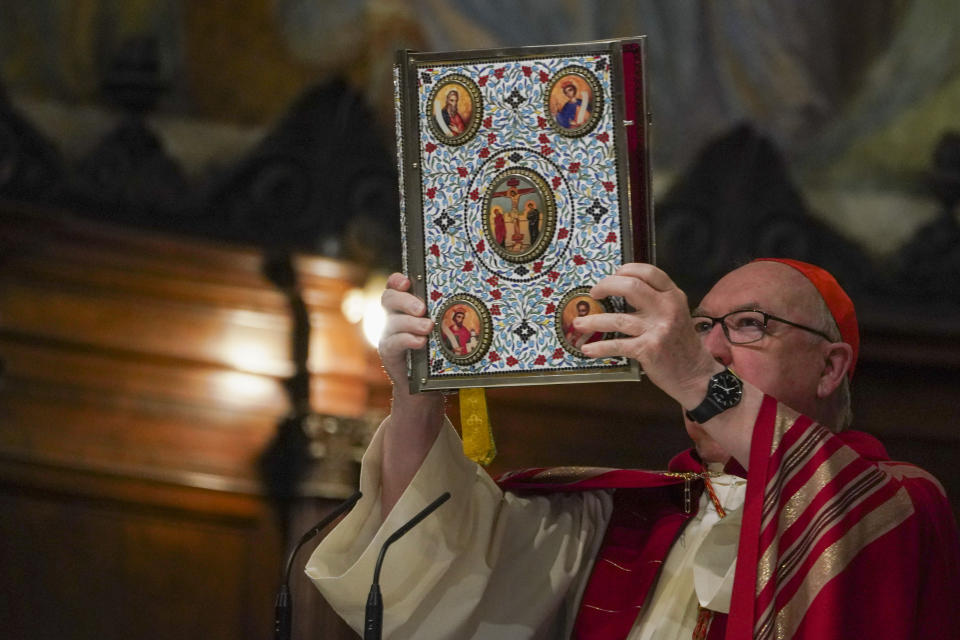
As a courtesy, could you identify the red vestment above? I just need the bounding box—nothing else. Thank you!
[446,111,465,135]
[494,212,506,245]
[499,395,960,639]
[563,323,603,348]
[447,323,471,355]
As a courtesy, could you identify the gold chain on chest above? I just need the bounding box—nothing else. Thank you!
[662,471,727,516]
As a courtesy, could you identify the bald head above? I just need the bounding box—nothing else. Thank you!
[708,261,832,326]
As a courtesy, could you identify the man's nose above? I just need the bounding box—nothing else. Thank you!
[703,322,733,366]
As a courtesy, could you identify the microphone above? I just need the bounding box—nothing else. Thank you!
[363,492,452,640]
[274,490,362,640]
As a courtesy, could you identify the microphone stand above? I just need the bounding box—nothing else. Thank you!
[274,490,362,640]
[363,492,452,640]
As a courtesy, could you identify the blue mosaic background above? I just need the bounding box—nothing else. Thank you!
[409,53,631,377]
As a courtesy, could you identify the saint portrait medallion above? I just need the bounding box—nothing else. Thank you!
[426,74,483,146]
[481,168,556,263]
[545,66,603,138]
[434,294,493,365]
[555,287,614,357]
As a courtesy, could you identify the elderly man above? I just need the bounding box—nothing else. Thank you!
[307,260,960,639]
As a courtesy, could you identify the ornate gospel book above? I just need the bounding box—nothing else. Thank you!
[395,37,653,392]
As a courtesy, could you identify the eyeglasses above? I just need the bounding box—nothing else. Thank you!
[691,309,834,345]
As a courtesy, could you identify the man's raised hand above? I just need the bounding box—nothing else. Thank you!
[378,273,435,387]
[575,263,721,407]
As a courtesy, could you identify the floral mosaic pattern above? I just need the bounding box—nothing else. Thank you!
[408,54,630,377]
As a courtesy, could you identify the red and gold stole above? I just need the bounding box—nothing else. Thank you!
[726,395,957,640]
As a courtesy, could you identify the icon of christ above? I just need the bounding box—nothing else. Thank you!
[490,177,538,255]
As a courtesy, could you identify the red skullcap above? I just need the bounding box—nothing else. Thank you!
[752,258,859,379]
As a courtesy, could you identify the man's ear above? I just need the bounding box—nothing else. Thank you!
[818,342,853,398]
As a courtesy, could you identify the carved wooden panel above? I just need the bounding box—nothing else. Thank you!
[0,461,281,639]
[0,203,368,638]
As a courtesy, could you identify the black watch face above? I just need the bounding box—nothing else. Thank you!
[709,371,743,409]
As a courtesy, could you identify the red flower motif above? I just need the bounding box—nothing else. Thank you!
[490,289,502,300]
[506,356,519,366]
[490,304,501,315]
[486,275,499,286]
[458,167,469,177]
[541,286,554,297]
[494,157,505,169]
[602,181,615,192]
[533,261,543,273]
[522,66,532,77]
[558,228,569,239]
[430,290,442,301]
[425,142,437,153]
[429,244,440,257]
[534,355,546,366]
[478,75,488,86]
[547,270,559,281]
[488,351,500,362]
[425,187,437,199]
[483,116,492,128]
[479,147,490,158]
[493,67,505,79]
[538,70,550,83]
[470,189,480,201]
[476,239,485,252]
[463,261,474,272]
[596,132,610,143]
[569,162,580,173]
[545,302,556,314]
[540,145,553,155]
[552,348,565,359]
[552,176,562,189]
[537,116,548,129]
[605,232,618,243]
[487,132,497,144]
[538,133,550,144]
[573,254,586,265]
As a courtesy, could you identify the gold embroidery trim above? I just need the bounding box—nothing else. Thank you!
[755,486,913,640]
[582,604,644,613]
[601,558,633,572]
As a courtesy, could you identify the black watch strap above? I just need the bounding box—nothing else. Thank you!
[685,397,723,424]
[684,368,743,424]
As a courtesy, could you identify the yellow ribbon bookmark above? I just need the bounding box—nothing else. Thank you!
[459,388,496,466]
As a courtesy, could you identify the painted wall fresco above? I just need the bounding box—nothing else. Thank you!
[2,0,960,258]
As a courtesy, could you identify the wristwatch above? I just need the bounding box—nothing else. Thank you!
[685,368,743,423]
